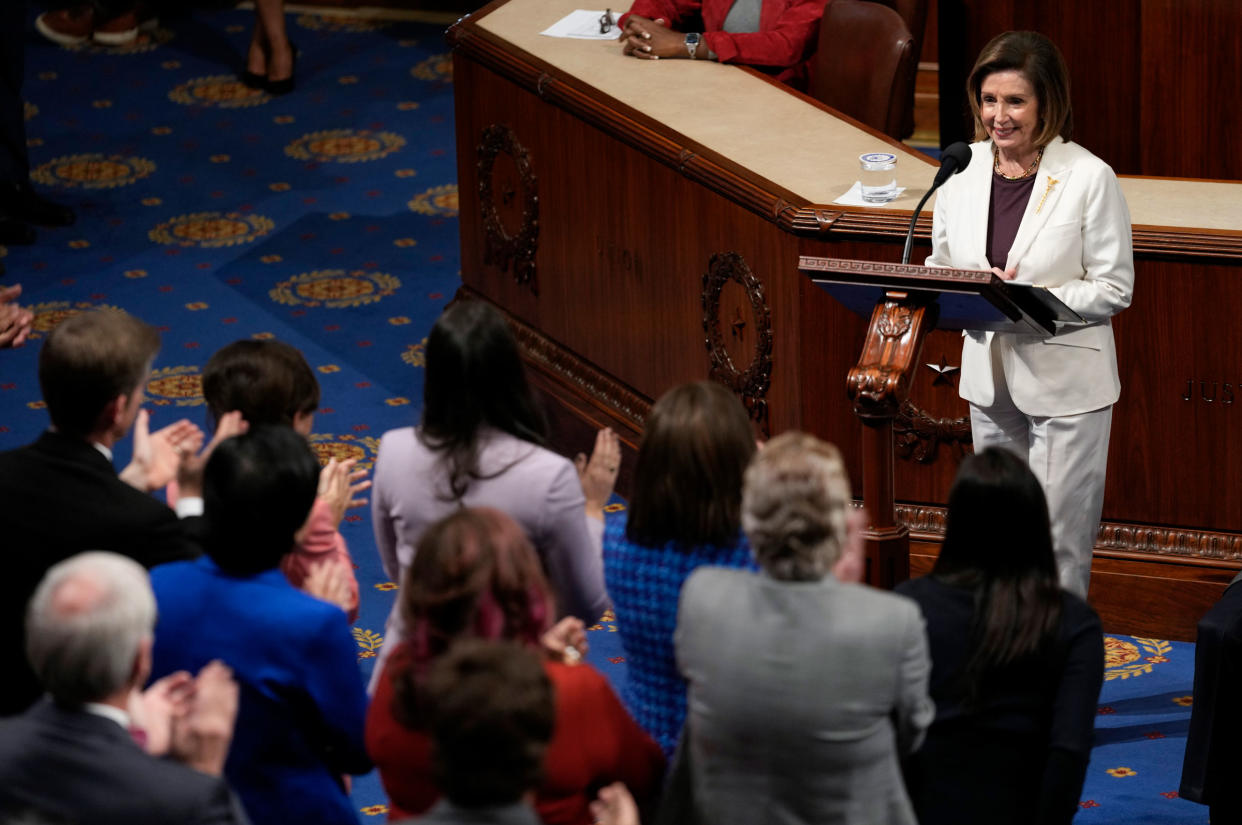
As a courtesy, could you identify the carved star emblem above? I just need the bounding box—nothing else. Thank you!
[926,356,960,386]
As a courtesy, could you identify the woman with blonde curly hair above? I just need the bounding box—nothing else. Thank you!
[666,432,933,825]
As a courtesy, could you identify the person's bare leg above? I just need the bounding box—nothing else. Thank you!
[253,0,291,82]
[245,13,268,78]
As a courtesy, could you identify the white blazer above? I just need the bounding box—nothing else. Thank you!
[927,138,1135,417]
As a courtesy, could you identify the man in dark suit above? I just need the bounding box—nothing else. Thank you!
[1180,571,1242,823]
[0,551,249,825]
[0,309,209,716]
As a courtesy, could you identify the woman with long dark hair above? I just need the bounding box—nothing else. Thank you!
[369,300,615,689]
[366,507,664,824]
[896,447,1105,825]
[603,381,757,755]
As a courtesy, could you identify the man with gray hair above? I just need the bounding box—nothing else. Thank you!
[0,552,250,825]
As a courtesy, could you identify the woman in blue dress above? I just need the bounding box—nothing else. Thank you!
[603,381,757,755]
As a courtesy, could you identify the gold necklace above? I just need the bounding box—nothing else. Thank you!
[993,146,1044,180]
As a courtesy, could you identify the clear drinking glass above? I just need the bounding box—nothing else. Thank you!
[859,152,898,203]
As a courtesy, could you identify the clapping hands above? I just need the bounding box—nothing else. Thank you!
[575,427,621,521]
[132,660,239,777]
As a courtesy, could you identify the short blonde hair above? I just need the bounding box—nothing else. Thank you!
[967,30,1073,149]
[742,432,851,581]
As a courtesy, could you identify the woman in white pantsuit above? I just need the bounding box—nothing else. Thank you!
[928,31,1134,597]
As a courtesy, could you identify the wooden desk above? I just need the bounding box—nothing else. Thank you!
[449,0,1242,639]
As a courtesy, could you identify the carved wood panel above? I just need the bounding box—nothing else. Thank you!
[701,252,774,437]
[477,124,539,291]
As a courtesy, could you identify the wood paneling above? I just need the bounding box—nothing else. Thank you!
[452,7,1242,639]
[939,0,1241,179]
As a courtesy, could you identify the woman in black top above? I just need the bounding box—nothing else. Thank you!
[896,447,1104,825]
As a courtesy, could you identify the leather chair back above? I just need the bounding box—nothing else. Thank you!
[807,0,918,140]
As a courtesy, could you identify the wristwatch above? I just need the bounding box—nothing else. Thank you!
[684,32,701,59]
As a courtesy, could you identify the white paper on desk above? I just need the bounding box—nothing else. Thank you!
[833,180,908,207]
[541,9,619,39]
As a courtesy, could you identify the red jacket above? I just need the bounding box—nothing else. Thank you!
[621,0,830,89]
[367,647,665,824]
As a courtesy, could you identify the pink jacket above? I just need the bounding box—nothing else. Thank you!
[281,497,360,623]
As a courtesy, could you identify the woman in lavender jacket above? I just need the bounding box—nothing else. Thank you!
[369,300,615,690]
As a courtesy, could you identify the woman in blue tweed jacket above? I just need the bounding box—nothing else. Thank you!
[603,381,757,756]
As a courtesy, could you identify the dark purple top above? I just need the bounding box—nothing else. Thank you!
[986,171,1038,269]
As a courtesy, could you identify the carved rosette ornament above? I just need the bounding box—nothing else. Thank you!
[477,124,539,291]
[701,252,774,436]
[893,401,972,463]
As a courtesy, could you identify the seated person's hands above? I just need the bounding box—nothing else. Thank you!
[619,15,689,59]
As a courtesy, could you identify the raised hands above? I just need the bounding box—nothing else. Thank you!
[591,782,642,825]
[575,427,621,521]
[0,284,34,349]
[132,660,239,777]
[316,457,371,529]
[169,660,240,777]
[832,507,869,584]
[302,557,355,613]
[120,411,204,493]
[177,410,249,498]
[541,616,589,664]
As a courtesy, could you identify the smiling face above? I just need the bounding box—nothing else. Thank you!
[980,69,1042,162]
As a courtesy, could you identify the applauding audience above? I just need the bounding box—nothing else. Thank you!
[0,309,212,716]
[201,339,366,620]
[896,448,1104,825]
[604,381,757,755]
[368,507,664,825]
[148,427,371,825]
[369,300,614,688]
[0,552,247,825]
[666,432,933,825]
[393,640,554,825]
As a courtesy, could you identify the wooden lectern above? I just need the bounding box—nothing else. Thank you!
[799,256,1080,588]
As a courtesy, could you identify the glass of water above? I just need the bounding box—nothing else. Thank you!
[859,152,898,204]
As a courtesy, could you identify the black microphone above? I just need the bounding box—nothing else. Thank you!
[901,142,973,264]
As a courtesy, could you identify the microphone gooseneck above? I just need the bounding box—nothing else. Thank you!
[901,142,973,265]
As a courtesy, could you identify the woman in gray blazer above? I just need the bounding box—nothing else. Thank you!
[667,432,934,825]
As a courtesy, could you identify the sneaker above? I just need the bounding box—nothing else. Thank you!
[34,5,94,47]
[94,10,139,46]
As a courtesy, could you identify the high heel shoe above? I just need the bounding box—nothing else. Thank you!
[265,42,299,96]
[239,69,265,89]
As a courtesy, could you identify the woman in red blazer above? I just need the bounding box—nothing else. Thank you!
[617,0,830,89]
[366,507,664,824]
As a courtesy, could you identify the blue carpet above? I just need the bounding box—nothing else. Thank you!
[0,8,1208,823]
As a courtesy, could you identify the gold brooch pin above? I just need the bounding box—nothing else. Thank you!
[1036,175,1060,214]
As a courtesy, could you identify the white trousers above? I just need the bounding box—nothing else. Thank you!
[967,379,1113,599]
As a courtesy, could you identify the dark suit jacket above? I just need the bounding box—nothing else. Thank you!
[1180,571,1242,820]
[0,699,248,825]
[0,431,202,715]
